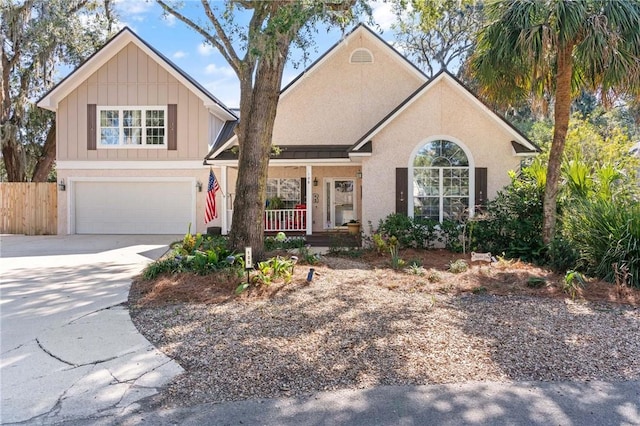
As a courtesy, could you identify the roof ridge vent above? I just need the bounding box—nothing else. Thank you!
[350,48,373,64]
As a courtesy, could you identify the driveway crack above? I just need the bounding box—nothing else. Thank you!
[69,302,128,324]
[36,338,77,367]
[36,338,133,367]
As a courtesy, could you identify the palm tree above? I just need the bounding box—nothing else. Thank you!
[470,0,640,244]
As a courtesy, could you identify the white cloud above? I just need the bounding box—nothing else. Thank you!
[198,42,214,56]
[371,1,395,31]
[204,63,236,78]
[203,80,240,108]
[113,0,154,19]
[172,50,188,59]
[163,13,176,27]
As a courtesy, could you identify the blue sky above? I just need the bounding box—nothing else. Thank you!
[112,1,397,108]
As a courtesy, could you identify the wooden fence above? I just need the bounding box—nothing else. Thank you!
[0,182,57,235]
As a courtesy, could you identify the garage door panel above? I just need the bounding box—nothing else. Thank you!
[74,181,193,234]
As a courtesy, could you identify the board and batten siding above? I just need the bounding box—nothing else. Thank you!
[57,42,221,161]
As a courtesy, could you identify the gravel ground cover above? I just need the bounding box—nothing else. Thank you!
[129,253,640,408]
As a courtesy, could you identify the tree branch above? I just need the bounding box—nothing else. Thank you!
[200,0,241,69]
[155,0,241,75]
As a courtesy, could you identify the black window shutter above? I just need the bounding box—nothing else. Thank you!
[475,167,488,208]
[396,168,408,215]
[168,104,177,150]
[87,104,96,150]
[300,178,306,204]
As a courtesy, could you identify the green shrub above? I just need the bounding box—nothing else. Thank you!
[297,245,319,265]
[142,257,183,280]
[264,234,305,251]
[144,235,238,279]
[439,220,464,252]
[563,199,639,287]
[468,167,546,263]
[546,237,579,273]
[374,214,439,249]
[237,256,295,293]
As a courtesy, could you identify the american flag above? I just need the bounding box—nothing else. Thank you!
[204,168,220,223]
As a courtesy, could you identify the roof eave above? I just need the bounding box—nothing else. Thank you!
[37,27,237,121]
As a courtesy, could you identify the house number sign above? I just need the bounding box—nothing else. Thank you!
[245,247,252,269]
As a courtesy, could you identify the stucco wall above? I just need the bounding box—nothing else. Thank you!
[362,77,523,230]
[271,29,425,147]
[57,42,221,161]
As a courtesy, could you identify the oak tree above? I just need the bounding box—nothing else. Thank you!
[157,0,364,258]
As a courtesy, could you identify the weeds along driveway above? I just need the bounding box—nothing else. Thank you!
[0,235,183,424]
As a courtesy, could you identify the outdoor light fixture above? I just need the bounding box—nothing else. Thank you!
[313,177,318,186]
[196,181,203,192]
[356,170,362,178]
[58,179,66,191]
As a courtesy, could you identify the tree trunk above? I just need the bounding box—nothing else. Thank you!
[542,44,574,244]
[1,125,27,182]
[32,120,56,182]
[229,54,288,261]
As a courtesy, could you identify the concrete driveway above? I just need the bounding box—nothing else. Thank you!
[0,235,183,424]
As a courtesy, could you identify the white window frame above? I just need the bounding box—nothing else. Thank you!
[266,178,302,207]
[409,136,476,222]
[97,106,167,149]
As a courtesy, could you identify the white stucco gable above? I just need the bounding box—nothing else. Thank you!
[350,70,539,156]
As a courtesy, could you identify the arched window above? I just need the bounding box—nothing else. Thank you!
[412,139,470,221]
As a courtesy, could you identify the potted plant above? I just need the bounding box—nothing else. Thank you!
[347,219,360,235]
[266,196,284,209]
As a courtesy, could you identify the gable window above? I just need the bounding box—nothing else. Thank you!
[350,48,373,64]
[266,178,301,209]
[412,139,470,222]
[98,106,166,148]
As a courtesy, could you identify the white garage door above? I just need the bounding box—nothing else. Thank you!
[74,181,193,234]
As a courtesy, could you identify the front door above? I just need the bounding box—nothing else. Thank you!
[324,178,356,229]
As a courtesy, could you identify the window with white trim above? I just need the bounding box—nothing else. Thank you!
[98,107,166,147]
[413,140,470,222]
[266,178,301,208]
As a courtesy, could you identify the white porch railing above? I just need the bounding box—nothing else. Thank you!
[264,209,307,232]
[225,209,307,232]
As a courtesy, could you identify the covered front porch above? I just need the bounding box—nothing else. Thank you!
[215,164,363,235]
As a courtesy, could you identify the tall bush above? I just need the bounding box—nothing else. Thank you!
[469,164,546,262]
[563,199,639,287]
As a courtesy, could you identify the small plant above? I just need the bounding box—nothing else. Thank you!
[527,276,547,288]
[371,233,388,254]
[406,263,426,276]
[297,245,319,265]
[427,269,442,283]
[388,236,404,269]
[494,254,514,268]
[472,286,487,294]
[252,256,295,286]
[448,259,468,274]
[563,270,586,299]
[142,257,182,280]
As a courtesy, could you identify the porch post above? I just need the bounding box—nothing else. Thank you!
[306,165,312,235]
[221,165,228,235]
